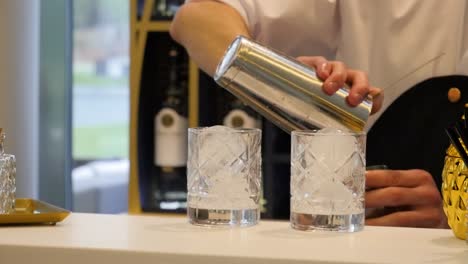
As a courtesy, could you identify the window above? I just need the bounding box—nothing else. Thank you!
[72,0,130,213]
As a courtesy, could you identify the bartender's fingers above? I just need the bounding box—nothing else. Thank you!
[322,60,348,95]
[296,56,331,80]
[365,186,441,208]
[295,56,380,109]
[345,69,370,107]
[296,56,346,95]
[366,169,435,189]
[365,208,446,228]
[369,87,384,114]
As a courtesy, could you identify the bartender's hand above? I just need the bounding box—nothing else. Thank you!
[365,169,448,228]
[296,56,383,115]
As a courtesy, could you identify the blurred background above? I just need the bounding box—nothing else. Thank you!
[72,0,130,214]
[0,0,290,218]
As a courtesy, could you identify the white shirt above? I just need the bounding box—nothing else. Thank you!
[215,0,468,129]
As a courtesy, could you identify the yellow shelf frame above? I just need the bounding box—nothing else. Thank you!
[128,0,198,214]
[136,21,171,32]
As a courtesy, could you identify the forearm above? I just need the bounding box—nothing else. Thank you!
[170,0,250,76]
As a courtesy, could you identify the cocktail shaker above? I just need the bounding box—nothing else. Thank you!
[214,36,373,132]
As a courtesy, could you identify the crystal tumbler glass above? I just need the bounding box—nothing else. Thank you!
[187,126,262,227]
[0,129,16,214]
[290,128,366,232]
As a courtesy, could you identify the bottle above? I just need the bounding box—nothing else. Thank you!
[153,0,184,20]
[0,128,16,214]
[223,98,262,129]
[152,47,188,212]
[154,0,169,19]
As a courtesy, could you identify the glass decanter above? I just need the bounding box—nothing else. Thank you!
[0,128,16,214]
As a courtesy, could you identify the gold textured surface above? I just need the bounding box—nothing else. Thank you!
[441,144,468,240]
[0,198,70,225]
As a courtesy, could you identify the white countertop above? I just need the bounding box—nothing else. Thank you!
[0,213,466,264]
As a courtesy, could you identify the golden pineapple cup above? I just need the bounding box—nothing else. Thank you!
[441,144,468,240]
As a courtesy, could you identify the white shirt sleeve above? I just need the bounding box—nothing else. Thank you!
[212,0,256,35]
[183,0,256,35]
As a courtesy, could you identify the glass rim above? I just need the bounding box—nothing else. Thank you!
[188,126,261,134]
[291,129,366,136]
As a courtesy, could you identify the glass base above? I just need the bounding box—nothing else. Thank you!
[291,212,364,232]
[188,207,259,227]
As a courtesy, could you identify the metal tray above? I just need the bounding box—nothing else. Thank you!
[0,198,70,225]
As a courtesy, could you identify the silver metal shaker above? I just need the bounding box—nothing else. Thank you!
[214,36,373,132]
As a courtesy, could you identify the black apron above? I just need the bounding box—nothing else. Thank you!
[367,75,468,190]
